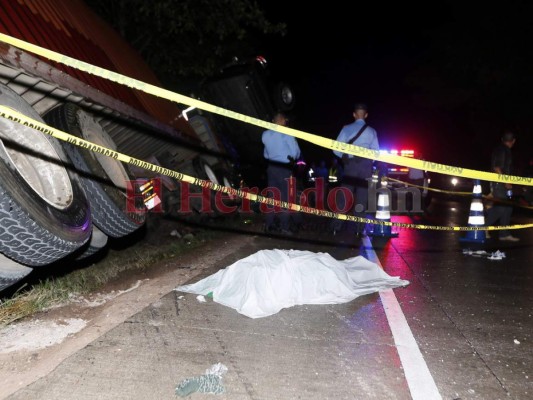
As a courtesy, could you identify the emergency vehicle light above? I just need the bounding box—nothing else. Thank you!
[379,149,415,157]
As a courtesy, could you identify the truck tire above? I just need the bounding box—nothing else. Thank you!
[75,225,108,260]
[44,103,146,238]
[0,84,91,266]
[0,253,32,292]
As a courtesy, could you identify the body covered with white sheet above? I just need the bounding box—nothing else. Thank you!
[176,249,409,318]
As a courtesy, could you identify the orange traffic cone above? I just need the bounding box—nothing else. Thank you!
[459,180,486,243]
[370,177,398,238]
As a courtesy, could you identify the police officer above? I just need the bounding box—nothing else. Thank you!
[331,103,379,236]
[485,131,519,241]
[262,112,301,234]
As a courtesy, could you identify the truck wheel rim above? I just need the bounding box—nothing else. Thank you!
[0,118,73,209]
[78,111,129,191]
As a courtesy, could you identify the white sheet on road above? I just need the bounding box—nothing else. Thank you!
[175,249,409,318]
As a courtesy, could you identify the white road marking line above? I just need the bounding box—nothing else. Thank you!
[363,236,442,400]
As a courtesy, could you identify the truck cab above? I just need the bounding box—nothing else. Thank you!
[200,56,295,188]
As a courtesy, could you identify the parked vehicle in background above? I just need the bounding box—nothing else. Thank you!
[376,148,432,212]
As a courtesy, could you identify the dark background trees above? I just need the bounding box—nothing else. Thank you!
[85,0,285,88]
[86,0,532,174]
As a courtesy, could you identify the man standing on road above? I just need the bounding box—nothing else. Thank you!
[331,103,379,236]
[262,112,301,235]
[485,131,519,241]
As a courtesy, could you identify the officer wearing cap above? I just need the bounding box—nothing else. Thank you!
[331,103,379,236]
[262,112,301,234]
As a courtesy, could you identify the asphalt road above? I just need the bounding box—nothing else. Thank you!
[2,194,532,400]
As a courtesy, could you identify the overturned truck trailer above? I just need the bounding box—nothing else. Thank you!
[0,0,237,290]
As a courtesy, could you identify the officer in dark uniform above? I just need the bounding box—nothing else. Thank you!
[486,131,519,241]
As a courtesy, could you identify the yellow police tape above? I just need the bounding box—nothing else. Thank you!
[386,177,472,196]
[0,32,532,187]
[387,177,533,210]
[1,106,531,232]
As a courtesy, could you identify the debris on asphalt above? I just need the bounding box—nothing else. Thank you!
[175,363,228,397]
[488,250,506,260]
[462,249,506,261]
[514,339,520,345]
[462,249,489,257]
[196,295,207,303]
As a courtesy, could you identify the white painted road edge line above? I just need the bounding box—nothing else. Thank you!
[362,235,443,400]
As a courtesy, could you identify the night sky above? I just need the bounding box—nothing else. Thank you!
[256,1,533,175]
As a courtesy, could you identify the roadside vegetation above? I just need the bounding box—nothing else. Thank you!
[0,223,218,327]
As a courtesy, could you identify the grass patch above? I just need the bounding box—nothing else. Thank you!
[0,227,219,327]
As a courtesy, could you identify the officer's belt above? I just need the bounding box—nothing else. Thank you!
[267,159,293,169]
